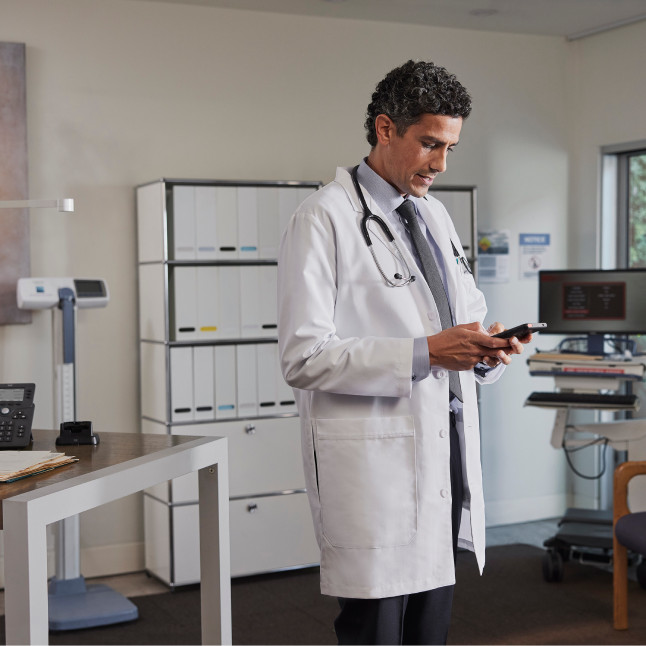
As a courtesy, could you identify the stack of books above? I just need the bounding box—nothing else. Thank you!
[0,451,78,483]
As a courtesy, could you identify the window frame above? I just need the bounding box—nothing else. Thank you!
[601,140,646,269]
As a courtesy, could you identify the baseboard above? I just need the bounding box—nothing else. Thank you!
[0,540,144,589]
[485,494,568,527]
[80,541,145,579]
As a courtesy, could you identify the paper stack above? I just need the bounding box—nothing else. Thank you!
[527,353,646,379]
[0,451,78,483]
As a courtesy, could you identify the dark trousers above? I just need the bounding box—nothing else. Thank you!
[334,411,464,645]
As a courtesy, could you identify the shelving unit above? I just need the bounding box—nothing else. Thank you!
[136,178,321,586]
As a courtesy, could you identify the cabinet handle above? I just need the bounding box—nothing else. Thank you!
[245,424,256,435]
[247,503,258,514]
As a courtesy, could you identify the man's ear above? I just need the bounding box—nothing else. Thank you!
[374,114,395,146]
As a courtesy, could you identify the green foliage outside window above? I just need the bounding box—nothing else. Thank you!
[629,154,646,267]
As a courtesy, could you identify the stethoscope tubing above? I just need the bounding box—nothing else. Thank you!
[351,165,415,287]
[350,165,472,285]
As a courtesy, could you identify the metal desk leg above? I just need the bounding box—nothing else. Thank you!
[4,501,49,645]
[199,461,231,645]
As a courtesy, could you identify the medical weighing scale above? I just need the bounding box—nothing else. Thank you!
[17,277,139,630]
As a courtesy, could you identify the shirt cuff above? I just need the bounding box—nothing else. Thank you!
[474,361,491,378]
[412,337,431,382]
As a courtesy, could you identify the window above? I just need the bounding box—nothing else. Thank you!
[601,141,646,269]
[601,143,646,366]
[627,152,646,268]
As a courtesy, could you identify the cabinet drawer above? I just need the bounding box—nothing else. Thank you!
[229,493,319,577]
[171,416,303,501]
[161,492,319,584]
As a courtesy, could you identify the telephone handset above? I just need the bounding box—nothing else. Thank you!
[0,383,35,448]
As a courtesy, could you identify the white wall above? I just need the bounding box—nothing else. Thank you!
[0,0,574,576]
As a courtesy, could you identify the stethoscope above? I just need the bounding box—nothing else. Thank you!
[351,165,415,287]
[350,165,472,288]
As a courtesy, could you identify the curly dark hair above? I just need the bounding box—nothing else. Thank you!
[364,60,472,147]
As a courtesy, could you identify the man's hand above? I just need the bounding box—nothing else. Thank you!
[480,321,532,368]
[426,322,521,371]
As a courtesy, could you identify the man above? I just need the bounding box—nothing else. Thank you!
[278,60,529,645]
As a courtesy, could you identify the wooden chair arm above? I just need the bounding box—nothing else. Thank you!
[613,460,646,630]
[614,460,646,522]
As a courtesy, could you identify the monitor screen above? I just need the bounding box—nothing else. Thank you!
[538,269,646,335]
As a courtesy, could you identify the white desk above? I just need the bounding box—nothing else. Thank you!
[1,430,231,645]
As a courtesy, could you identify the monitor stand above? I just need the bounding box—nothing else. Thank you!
[586,334,605,355]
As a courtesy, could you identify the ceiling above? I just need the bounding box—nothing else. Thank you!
[128,0,646,40]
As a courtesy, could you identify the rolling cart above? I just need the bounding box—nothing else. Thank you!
[526,348,646,584]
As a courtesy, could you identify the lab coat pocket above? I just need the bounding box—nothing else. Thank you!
[314,416,417,549]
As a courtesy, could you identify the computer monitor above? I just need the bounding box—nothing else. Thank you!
[538,269,646,353]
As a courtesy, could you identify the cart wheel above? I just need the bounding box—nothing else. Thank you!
[542,550,564,582]
[636,560,646,590]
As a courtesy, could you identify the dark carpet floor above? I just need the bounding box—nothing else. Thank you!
[5,543,646,645]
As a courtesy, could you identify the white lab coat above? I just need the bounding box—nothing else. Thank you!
[278,167,503,599]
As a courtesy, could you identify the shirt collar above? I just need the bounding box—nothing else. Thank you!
[356,159,411,217]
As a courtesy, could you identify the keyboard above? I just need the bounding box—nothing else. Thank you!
[526,391,639,410]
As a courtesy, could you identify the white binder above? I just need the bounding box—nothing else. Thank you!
[240,266,262,338]
[170,346,194,422]
[173,266,198,341]
[214,345,237,419]
[256,343,278,416]
[172,185,196,260]
[196,266,219,340]
[237,187,259,260]
[193,346,215,421]
[236,343,258,418]
[258,265,278,338]
[257,187,281,259]
[215,187,238,259]
[217,266,241,339]
[195,186,217,260]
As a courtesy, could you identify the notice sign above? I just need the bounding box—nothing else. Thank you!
[519,233,551,279]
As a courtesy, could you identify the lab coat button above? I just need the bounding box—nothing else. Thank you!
[436,370,447,379]
[439,429,448,438]
[440,489,450,499]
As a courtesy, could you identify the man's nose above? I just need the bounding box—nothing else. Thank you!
[429,148,449,173]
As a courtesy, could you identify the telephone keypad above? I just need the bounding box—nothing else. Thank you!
[0,383,35,448]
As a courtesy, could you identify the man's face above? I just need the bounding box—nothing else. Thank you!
[377,113,463,198]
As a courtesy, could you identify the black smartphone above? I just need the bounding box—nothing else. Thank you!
[493,322,547,339]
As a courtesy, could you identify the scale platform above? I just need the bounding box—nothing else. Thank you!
[48,576,138,631]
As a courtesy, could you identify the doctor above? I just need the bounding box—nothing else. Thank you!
[278,60,529,645]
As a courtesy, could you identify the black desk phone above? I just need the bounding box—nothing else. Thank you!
[0,383,35,448]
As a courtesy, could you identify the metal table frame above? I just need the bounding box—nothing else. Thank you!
[2,434,231,645]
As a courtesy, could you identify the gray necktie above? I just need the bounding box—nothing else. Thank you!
[396,199,462,402]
